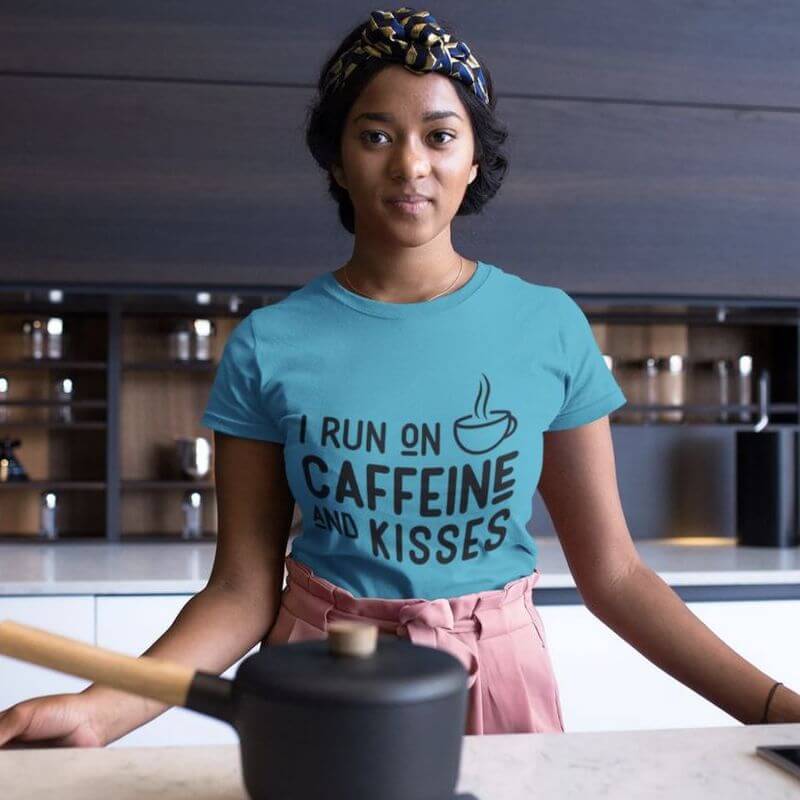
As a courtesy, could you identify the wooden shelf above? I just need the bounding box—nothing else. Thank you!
[0,421,106,430]
[0,400,107,407]
[0,360,107,370]
[623,402,798,413]
[122,480,214,490]
[0,481,106,490]
[122,360,217,371]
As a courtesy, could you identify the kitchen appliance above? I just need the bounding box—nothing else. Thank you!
[735,369,800,548]
[0,619,479,800]
[175,436,212,480]
[0,438,28,482]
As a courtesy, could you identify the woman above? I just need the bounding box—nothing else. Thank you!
[1,6,798,747]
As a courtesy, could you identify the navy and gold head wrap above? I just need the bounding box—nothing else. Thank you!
[321,6,490,106]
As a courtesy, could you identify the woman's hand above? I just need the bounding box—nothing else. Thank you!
[0,693,108,748]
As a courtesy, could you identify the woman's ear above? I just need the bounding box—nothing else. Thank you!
[331,163,348,190]
[468,163,478,184]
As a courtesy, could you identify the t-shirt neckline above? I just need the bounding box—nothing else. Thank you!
[319,260,493,319]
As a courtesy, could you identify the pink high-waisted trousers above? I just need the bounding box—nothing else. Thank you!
[263,555,566,735]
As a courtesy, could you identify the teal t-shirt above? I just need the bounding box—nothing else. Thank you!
[200,260,626,600]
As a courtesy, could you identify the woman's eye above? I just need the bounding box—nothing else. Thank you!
[430,131,455,144]
[360,130,455,146]
[362,131,390,145]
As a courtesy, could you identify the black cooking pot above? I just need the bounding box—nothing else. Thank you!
[0,619,479,800]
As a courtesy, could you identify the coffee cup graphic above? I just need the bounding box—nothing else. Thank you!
[454,374,518,454]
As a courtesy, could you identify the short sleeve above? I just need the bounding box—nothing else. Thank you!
[200,313,283,443]
[547,289,627,431]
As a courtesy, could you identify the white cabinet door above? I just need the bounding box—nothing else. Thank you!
[0,596,94,712]
[95,595,259,748]
[539,599,800,732]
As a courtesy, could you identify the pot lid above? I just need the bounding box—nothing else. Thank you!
[236,633,468,706]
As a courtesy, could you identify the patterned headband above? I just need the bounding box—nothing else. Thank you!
[321,6,490,106]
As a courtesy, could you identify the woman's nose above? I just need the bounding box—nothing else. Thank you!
[391,140,430,178]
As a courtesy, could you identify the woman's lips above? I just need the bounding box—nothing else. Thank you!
[385,198,431,215]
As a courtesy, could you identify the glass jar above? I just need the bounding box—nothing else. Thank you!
[736,355,753,422]
[688,358,733,423]
[168,320,193,361]
[655,355,685,423]
[53,377,75,424]
[46,317,64,359]
[22,319,46,360]
[0,376,8,424]
[192,319,216,361]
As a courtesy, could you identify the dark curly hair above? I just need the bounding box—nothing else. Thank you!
[305,13,509,235]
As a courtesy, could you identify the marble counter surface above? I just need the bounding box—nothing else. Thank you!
[1,723,799,799]
[0,536,799,596]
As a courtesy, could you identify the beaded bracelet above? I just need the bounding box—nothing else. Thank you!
[760,681,783,724]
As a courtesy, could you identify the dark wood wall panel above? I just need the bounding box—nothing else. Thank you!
[2,1,799,107]
[2,76,798,294]
[534,426,736,540]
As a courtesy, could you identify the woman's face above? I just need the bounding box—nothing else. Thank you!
[331,64,478,244]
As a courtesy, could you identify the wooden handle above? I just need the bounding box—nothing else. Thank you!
[0,619,195,708]
[327,621,378,657]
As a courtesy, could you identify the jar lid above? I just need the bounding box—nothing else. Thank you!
[237,635,467,706]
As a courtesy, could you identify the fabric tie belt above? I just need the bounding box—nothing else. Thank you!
[279,556,550,735]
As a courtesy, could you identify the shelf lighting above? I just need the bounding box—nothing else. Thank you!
[739,355,753,376]
[195,291,211,305]
[193,319,212,337]
[46,317,63,336]
[662,536,735,547]
[0,376,7,423]
[48,289,64,304]
[668,354,684,373]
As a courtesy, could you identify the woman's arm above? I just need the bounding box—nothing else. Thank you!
[82,431,296,744]
[538,416,800,724]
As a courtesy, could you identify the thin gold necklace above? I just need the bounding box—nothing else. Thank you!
[342,253,464,302]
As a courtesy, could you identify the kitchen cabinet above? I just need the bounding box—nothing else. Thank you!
[0,596,94,711]
[95,595,259,748]
[4,590,797,744]
[542,599,800,732]
[2,286,800,544]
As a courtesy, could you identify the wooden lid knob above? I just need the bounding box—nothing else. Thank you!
[327,621,378,658]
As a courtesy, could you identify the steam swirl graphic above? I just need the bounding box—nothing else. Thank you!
[473,372,491,420]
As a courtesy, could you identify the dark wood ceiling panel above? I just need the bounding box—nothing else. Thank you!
[1,2,799,108]
[2,75,798,295]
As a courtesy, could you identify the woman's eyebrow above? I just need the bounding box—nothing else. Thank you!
[354,110,463,123]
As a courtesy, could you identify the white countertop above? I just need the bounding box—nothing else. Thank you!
[0,537,799,595]
[1,723,798,799]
